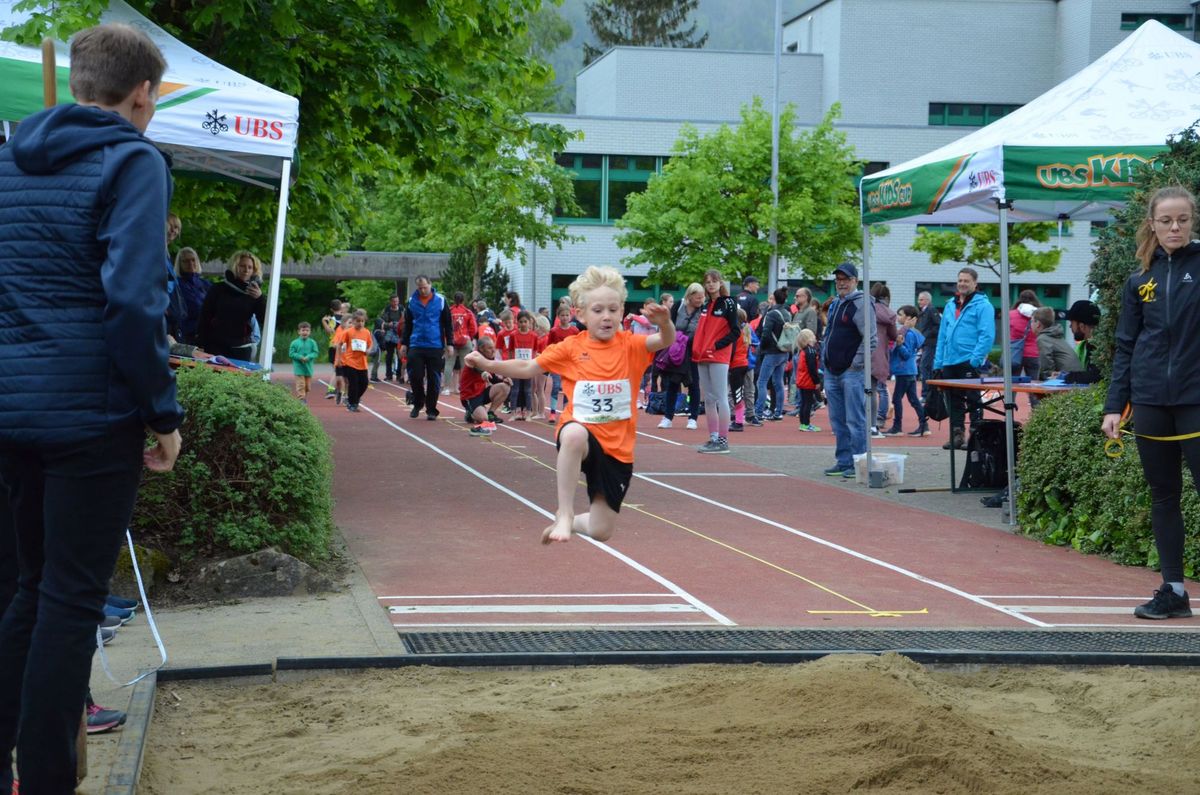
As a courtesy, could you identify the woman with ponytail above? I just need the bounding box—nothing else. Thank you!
[1103,185,1200,619]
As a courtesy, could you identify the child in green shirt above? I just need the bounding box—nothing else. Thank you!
[289,322,320,402]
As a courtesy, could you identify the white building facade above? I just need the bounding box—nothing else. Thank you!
[500,0,1198,315]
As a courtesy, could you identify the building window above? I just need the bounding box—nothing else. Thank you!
[929,102,1021,127]
[554,154,667,225]
[785,42,798,53]
[1121,12,1191,31]
[862,161,890,177]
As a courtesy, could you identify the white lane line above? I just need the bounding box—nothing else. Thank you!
[378,593,667,600]
[639,472,789,477]
[979,595,1147,601]
[1037,623,1200,630]
[393,621,716,628]
[1008,606,1142,615]
[389,603,700,614]
[634,430,685,447]
[351,395,734,627]
[489,420,1047,627]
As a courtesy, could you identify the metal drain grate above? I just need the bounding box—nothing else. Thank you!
[402,628,1200,657]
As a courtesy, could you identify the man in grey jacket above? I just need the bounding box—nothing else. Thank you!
[820,264,877,478]
[1032,307,1082,379]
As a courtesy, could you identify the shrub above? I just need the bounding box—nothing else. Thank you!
[132,365,334,564]
[1017,386,1200,578]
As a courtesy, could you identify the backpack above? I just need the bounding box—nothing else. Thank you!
[452,310,470,347]
[777,320,801,354]
[959,420,1021,490]
[654,332,689,370]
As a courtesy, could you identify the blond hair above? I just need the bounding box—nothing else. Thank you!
[1136,185,1197,271]
[534,314,551,333]
[174,246,201,276]
[229,250,262,279]
[568,266,628,308]
[797,328,817,347]
[683,282,705,303]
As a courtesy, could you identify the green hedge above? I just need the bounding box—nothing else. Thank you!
[1016,386,1200,578]
[131,365,334,564]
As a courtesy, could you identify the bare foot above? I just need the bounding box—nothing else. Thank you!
[541,515,574,544]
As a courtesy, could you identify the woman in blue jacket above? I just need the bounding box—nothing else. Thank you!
[932,267,995,449]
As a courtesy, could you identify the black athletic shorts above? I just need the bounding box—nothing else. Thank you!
[556,421,633,513]
[328,346,336,365]
[462,387,494,417]
[335,365,348,378]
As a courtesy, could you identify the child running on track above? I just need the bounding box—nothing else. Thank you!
[464,266,675,544]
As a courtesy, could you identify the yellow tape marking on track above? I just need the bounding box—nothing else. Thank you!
[366,384,926,619]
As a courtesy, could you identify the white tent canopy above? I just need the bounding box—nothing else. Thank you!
[857,20,1200,513]
[0,0,299,370]
[861,20,1200,226]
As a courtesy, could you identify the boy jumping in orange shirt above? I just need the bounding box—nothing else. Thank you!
[465,266,674,543]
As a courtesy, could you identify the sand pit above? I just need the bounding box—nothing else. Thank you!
[141,653,1200,794]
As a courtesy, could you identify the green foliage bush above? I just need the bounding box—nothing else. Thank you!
[1017,387,1200,578]
[132,365,334,564]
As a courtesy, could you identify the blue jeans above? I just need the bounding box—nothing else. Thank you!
[891,374,925,426]
[0,425,146,793]
[754,352,788,419]
[824,367,867,470]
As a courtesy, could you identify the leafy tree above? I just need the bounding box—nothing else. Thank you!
[364,141,580,300]
[433,248,510,309]
[910,222,1063,281]
[1090,124,1200,376]
[583,0,708,64]
[615,100,862,287]
[6,0,572,261]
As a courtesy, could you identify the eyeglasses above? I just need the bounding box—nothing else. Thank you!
[1154,216,1192,227]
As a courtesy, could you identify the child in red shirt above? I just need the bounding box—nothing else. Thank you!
[465,266,674,544]
[508,311,539,420]
[460,335,510,435]
[546,304,580,418]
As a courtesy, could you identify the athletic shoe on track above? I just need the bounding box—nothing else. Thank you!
[469,424,492,437]
[409,407,420,419]
[686,419,698,430]
[697,440,721,453]
[746,417,763,427]
[86,703,126,734]
[799,424,822,432]
[823,465,847,476]
[1134,585,1192,620]
[728,422,743,432]
[103,604,134,625]
[657,418,672,429]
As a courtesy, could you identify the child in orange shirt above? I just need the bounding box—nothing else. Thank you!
[465,266,674,544]
[339,309,376,412]
[330,315,350,405]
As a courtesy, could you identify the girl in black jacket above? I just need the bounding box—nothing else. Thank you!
[1103,185,1200,620]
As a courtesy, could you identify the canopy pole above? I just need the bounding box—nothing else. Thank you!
[767,0,782,294]
[259,158,293,378]
[998,200,1017,525]
[41,39,56,108]
[862,224,877,486]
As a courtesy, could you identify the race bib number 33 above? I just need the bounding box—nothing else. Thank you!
[572,379,632,424]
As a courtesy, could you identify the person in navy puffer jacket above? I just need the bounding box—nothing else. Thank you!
[0,24,184,793]
[400,275,453,419]
[932,266,996,450]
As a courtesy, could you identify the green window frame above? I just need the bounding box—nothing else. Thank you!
[554,154,666,225]
[929,102,1022,127]
[1121,13,1191,31]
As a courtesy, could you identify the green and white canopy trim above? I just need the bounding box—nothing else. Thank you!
[860,20,1200,225]
[0,0,299,188]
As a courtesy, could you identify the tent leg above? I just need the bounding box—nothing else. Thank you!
[862,224,878,487]
[259,158,293,379]
[998,201,1017,526]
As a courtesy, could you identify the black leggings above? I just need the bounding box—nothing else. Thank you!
[1133,403,1200,584]
[345,367,368,407]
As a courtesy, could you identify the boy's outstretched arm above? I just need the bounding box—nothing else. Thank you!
[464,350,544,380]
[642,301,675,352]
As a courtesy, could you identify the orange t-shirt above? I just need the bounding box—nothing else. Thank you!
[339,327,373,371]
[331,326,348,367]
[535,330,653,464]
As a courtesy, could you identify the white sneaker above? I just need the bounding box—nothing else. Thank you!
[657,418,672,429]
[686,419,698,430]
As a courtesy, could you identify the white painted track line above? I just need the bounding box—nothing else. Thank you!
[378,593,667,600]
[389,604,701,614]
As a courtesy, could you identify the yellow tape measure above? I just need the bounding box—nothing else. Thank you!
[1104,426,1200,458]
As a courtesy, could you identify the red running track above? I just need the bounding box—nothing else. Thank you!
[296,370,1198,634]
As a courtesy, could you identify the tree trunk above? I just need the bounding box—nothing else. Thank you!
[473,242,487,301]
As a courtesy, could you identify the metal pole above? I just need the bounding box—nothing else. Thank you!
[998,201,1017,525]
[767,0,782,293]
[862,224,877,486]
[259,158,293,378]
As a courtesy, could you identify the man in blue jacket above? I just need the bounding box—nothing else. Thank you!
[932,267,996,450]
[401,275,454,420]
[0,24,184,792]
